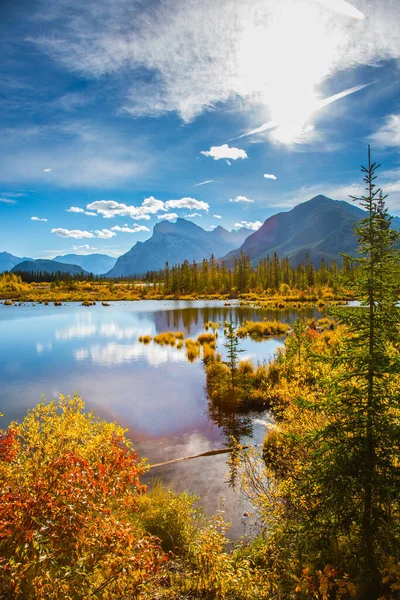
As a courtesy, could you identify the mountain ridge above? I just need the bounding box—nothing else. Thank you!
[221,195,385,267]
[106,218,252,277]
[53,253,116,275]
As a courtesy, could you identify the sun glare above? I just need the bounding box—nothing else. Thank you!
[236,0,364,143]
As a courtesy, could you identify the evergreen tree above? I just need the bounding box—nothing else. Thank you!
[223,322,244,400]
[303,148,400,598]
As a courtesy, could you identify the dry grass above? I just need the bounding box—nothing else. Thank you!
[237,320,290,338]
[197,332,216,345]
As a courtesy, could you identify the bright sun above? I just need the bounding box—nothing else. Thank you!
[235,0,365,144]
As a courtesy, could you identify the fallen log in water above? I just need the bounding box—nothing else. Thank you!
[149,443,262,469]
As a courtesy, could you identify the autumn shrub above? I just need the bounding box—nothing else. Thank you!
[0,395,167,599]
[185,338,201,362]
[197,332,216,345]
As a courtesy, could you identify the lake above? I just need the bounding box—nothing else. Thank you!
[0,300,320,538]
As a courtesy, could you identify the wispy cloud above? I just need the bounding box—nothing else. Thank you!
[201,144,247,161]
[95,229,116,239]
[235,220,262,231]
[0,121,147,187]
[0,192,26,198]
[315,0,364,20]
[165,198,209,211]
[264,173,277,180]
[51,91,92,112]
[184,212,202,218]
[110,224,150,233]
[0,198,16,204]
[234,84,372,145]
[213,214,222,218]
[229,195,254,203]
[369,114,400,148]
[51,227,116,239]
[31,216,48,222]
[194,180,214,187]
[29,0,399,130]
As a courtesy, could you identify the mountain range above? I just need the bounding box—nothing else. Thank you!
[106,219,252,277]
[53,253,116,275]
[3,196,400,277]
[222,195,400,267]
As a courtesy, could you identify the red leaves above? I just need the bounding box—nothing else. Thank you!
[0,428,19,462]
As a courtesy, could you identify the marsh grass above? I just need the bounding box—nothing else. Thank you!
[237,320,290,338]
[153,331,185,346]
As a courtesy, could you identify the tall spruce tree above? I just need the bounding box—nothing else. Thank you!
[304,148,400,598]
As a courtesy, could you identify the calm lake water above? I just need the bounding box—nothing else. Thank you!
[0,300,320,538]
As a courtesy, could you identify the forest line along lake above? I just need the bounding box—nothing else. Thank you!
[0,299,322,538]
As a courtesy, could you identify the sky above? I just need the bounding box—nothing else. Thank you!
[1,0,400,259]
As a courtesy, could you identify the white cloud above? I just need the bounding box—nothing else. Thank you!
[71,244,98,253]
[184,212,202,218]
[158,212,179,221]
[86,200,152,220]
[0,198,16,204]
[31,216,48,222]
[28,0,399,134]
[165,197,209,212]
[67,206,98,216]
[201,144,247,161]
[235,220,262,231]
[194,180,214,187]
[43,168,52,173]
[229,195,254,203]
[264,173,277,180]
[369,114,400,148]
[315,0,364,20]
[95,229,116,239]
[213,214,222,218]
[110,224,150,233]
[68,206,85,213]
[87,196,208,220]
[51,228,95,239]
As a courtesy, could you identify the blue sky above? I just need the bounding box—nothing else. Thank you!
[1,0,400,259]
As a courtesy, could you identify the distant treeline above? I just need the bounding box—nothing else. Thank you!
[139,252,358,294]
[12,270,99,283]
[12,252,361,292]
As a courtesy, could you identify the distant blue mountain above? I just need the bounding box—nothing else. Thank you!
[53,253,116,275]
[11,259,88,276]
[0,251,32,273]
